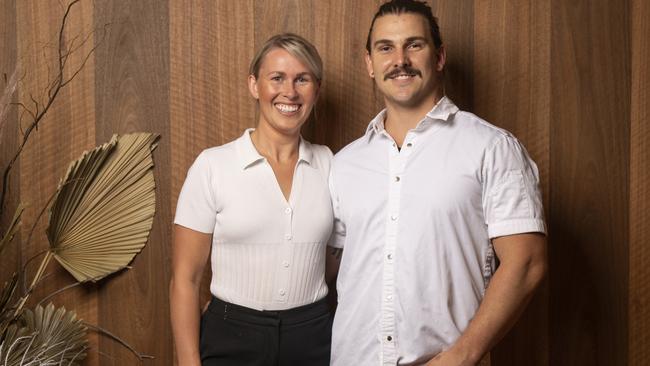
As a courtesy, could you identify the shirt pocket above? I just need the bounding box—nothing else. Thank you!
[488,170,532,223]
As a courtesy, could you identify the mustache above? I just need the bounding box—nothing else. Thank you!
[384,66,422,81]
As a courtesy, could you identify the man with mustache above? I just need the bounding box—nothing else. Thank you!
[327,0,547,365]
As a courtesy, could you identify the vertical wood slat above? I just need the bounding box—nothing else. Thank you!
[550,0,630,365]
[629,0,649,364]
[169,1,256,351]
[471,1,551,365]
[0,0,21,283]
[93,0,171,364]
[15,0,99,362]
[311,0,383,149]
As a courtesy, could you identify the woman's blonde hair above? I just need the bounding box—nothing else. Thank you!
[249,33,323,83]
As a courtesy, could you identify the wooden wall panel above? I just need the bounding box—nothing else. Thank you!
[1,0,649,365]
[93,0,171,364]
[472,2,550,365]
[433,0,474,111]
[630,0,649,364]
[16,0,99,362]
[0,0,21,283]
[550,0,630,365]
[169,0,256,346]
[311,0,383,149]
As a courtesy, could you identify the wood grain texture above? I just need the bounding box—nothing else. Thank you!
[629,0,649,364]
[15,1,99,363]
[550,0,630,365]
[0,0,21,284]
[169,1,256,357]
[2,1,648,365]
[311,0,383,149]
[433,0,474,111]
[472,2,550,365]
[93,0,170,364]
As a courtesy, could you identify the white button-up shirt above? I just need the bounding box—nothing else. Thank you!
[174,129,333,310]
[329,97,546,365]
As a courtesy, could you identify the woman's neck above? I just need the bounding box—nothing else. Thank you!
[250,123,300,163]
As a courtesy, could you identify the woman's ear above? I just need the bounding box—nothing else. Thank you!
[248,74,259,99]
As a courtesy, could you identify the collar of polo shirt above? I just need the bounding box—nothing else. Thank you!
[237,128,314,170]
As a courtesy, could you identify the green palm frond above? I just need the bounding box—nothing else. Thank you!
[0,303,87,366]
[0,205,23,256]
[46,133,159,283]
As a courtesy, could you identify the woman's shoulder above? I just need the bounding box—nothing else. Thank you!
[303,140,333,161]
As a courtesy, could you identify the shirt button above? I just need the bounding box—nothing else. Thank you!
[394,176,401,182]
[282,261,290,268]
[406,142,413,147]
[279,289,286,296]
[390,215,398,221]
[285,207,292,214]
[387,253,393,260]
[285,234,292,240]
[387,335,393,341]
[386,295,392,300]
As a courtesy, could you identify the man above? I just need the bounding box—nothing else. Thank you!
[327,1,547,365]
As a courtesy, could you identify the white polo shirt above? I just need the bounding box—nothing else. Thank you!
[174,129,333,311]
[329,97,546,365]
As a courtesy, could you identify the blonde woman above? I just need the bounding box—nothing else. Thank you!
[170,34,334,366]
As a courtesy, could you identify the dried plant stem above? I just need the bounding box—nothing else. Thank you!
[13,251,53,318]
[35,281,82,308]
[84,322,155,361]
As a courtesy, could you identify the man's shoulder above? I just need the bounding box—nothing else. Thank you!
[451,110,516,148]
[332,134,370,164]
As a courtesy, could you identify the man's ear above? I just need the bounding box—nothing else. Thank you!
[365,51,375,78]
[435,45,446,72]
[248,74,259,99]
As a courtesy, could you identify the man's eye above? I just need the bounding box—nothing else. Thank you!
[408,42,422,49]
[378,45,392,52]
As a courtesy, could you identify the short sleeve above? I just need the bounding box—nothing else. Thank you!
[328,165,346,248]
[482,136,546,238]
[174,152,218,234]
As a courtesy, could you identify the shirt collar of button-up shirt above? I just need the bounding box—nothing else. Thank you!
[364,96,460,141]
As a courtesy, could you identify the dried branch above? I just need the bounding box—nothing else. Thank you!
[0,0,106,219]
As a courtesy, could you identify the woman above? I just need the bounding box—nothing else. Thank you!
[170,33,334,366]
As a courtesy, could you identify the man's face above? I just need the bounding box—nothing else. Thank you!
[365,13,445,109]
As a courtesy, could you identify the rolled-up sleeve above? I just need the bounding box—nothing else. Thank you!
[482,135,546,239]
[174,152,217,234]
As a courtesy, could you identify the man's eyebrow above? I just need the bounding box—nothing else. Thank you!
[405,36,428,43]
[373,39,394,48]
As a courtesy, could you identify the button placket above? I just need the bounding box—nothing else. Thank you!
[381,140,403,365]
[274,204,294,303]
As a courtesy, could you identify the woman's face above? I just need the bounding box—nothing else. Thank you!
[248,48,319,136]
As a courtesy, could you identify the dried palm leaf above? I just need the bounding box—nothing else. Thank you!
[46,133,159,283]
[0,303,87,366]
[0,205,23,256]
[0,273,18,338]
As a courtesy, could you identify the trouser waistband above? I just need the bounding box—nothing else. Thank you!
[207,296,330,326]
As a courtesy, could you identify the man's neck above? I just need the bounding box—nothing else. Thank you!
[384,93,443,147]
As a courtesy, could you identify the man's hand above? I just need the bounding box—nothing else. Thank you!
[425,349,475,366]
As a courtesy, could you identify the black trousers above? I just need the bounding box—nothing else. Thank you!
[199,297,332,366]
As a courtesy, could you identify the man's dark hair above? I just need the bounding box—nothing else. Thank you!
[365,0,443,53]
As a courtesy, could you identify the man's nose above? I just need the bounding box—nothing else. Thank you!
[394,48,411,68]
